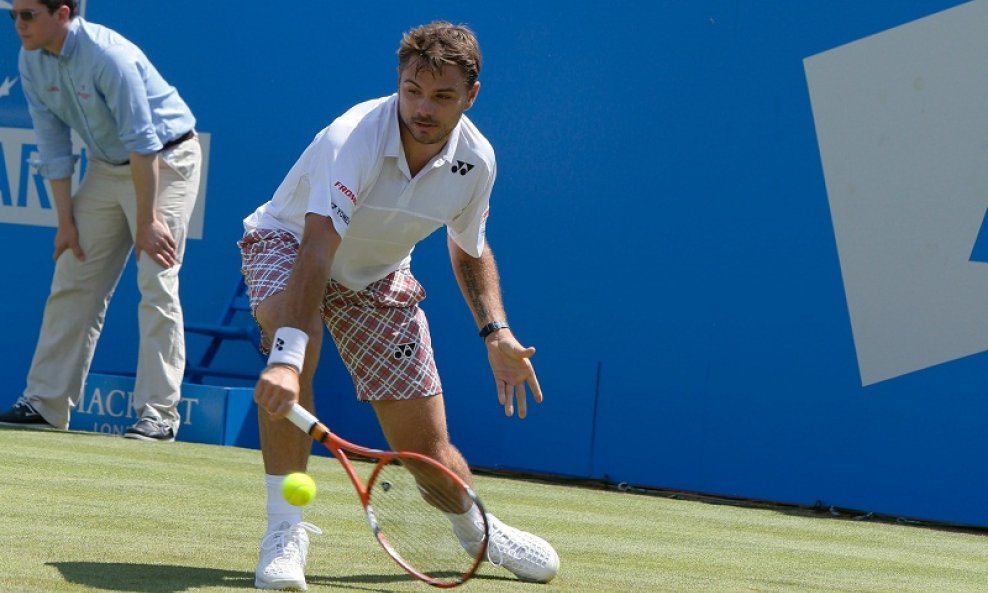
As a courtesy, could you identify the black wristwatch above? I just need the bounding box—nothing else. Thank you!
[479,320,509,339]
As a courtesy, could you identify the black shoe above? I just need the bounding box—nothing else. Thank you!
[124,416,175,442]
[0,399,54,428]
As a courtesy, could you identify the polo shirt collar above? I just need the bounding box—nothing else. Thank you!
[440,121,462,163]
[48,16,82,59]
[384,96,402,159]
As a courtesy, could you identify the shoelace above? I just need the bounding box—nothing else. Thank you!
[132,417,173,437]
[260,522,322,564]
[485,521,528,568]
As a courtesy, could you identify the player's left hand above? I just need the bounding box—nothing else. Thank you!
[485,330,543,418]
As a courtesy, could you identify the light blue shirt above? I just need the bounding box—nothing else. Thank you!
[18,17,196,179]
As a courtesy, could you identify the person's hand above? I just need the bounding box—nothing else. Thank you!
[254,364,301,419]
[53,220,85,262]
[136,219,178,268]
[485,330,543,418]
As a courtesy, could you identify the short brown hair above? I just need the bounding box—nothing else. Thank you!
[39,0,78,18]
[397,21,482,88]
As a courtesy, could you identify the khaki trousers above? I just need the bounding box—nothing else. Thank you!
[24,138,202,432]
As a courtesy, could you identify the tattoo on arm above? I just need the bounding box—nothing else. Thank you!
[458,259,491,322]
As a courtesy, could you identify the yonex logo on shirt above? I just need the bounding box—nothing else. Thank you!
[451,160,474,176]
[331,202,351,225]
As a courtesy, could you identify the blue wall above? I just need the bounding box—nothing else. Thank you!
[2,1,987,527]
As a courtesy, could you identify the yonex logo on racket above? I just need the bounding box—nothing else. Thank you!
[451,160,474,175]
[393,342,417,360]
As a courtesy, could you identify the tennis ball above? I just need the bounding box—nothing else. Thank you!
[282,472,317,506]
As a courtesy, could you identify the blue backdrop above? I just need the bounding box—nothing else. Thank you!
[2,1,986,527]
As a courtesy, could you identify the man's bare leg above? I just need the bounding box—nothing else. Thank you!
[371,393,472,484]
[252,293,326,591]
[254,292,324,474]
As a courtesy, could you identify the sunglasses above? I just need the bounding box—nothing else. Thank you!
[9,9,42,22]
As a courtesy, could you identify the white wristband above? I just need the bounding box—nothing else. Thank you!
[268,327,308,374]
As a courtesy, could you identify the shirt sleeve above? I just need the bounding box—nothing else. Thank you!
[299,127,361,240]
[20,52,75,180]
[448,160,496,257]
[94,45,162,155]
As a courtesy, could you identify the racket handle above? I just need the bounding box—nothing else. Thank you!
[286,404,319,434]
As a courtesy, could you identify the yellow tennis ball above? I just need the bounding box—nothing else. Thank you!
[282,472,317,506]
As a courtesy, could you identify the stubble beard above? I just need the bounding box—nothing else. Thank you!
[400,113,451,146]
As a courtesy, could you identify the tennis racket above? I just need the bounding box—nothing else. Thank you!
[286,404,488,588]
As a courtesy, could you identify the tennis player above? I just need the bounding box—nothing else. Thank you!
[240,21,559,590]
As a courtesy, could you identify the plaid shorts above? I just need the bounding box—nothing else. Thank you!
[238,229,442,401]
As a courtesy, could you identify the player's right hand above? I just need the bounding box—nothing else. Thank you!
[254,364,301,419]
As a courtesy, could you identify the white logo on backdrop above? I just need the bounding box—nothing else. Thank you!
[0,76,17,97]
[805,0,988,385]
[0,128,210,238]
[0,127,77,226]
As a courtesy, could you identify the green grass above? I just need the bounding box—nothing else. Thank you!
[1,428,987,592]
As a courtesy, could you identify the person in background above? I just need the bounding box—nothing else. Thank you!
[0,0,201,441]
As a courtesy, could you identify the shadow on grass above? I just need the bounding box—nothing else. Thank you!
[49,561,515,592]
[49,562,252,592]
[310,572,517,591]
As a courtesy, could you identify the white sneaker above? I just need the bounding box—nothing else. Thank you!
[255,521,322,590]
[460,514,559,583]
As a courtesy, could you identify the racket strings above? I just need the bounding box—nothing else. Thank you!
[368,458,482,584]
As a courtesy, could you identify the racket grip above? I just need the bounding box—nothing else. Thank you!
[286,404,319,434]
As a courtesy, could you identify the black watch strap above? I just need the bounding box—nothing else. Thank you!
[479,320,509,339]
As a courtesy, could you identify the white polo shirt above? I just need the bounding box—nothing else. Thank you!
[244,94,495,291]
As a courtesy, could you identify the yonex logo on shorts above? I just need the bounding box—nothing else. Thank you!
[393,342,418,360]
[451,160,474,176]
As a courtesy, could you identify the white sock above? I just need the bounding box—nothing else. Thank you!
[266,474,303,532]
[445,503,487,541]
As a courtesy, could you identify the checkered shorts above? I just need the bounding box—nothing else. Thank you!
[238,229,442,401]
